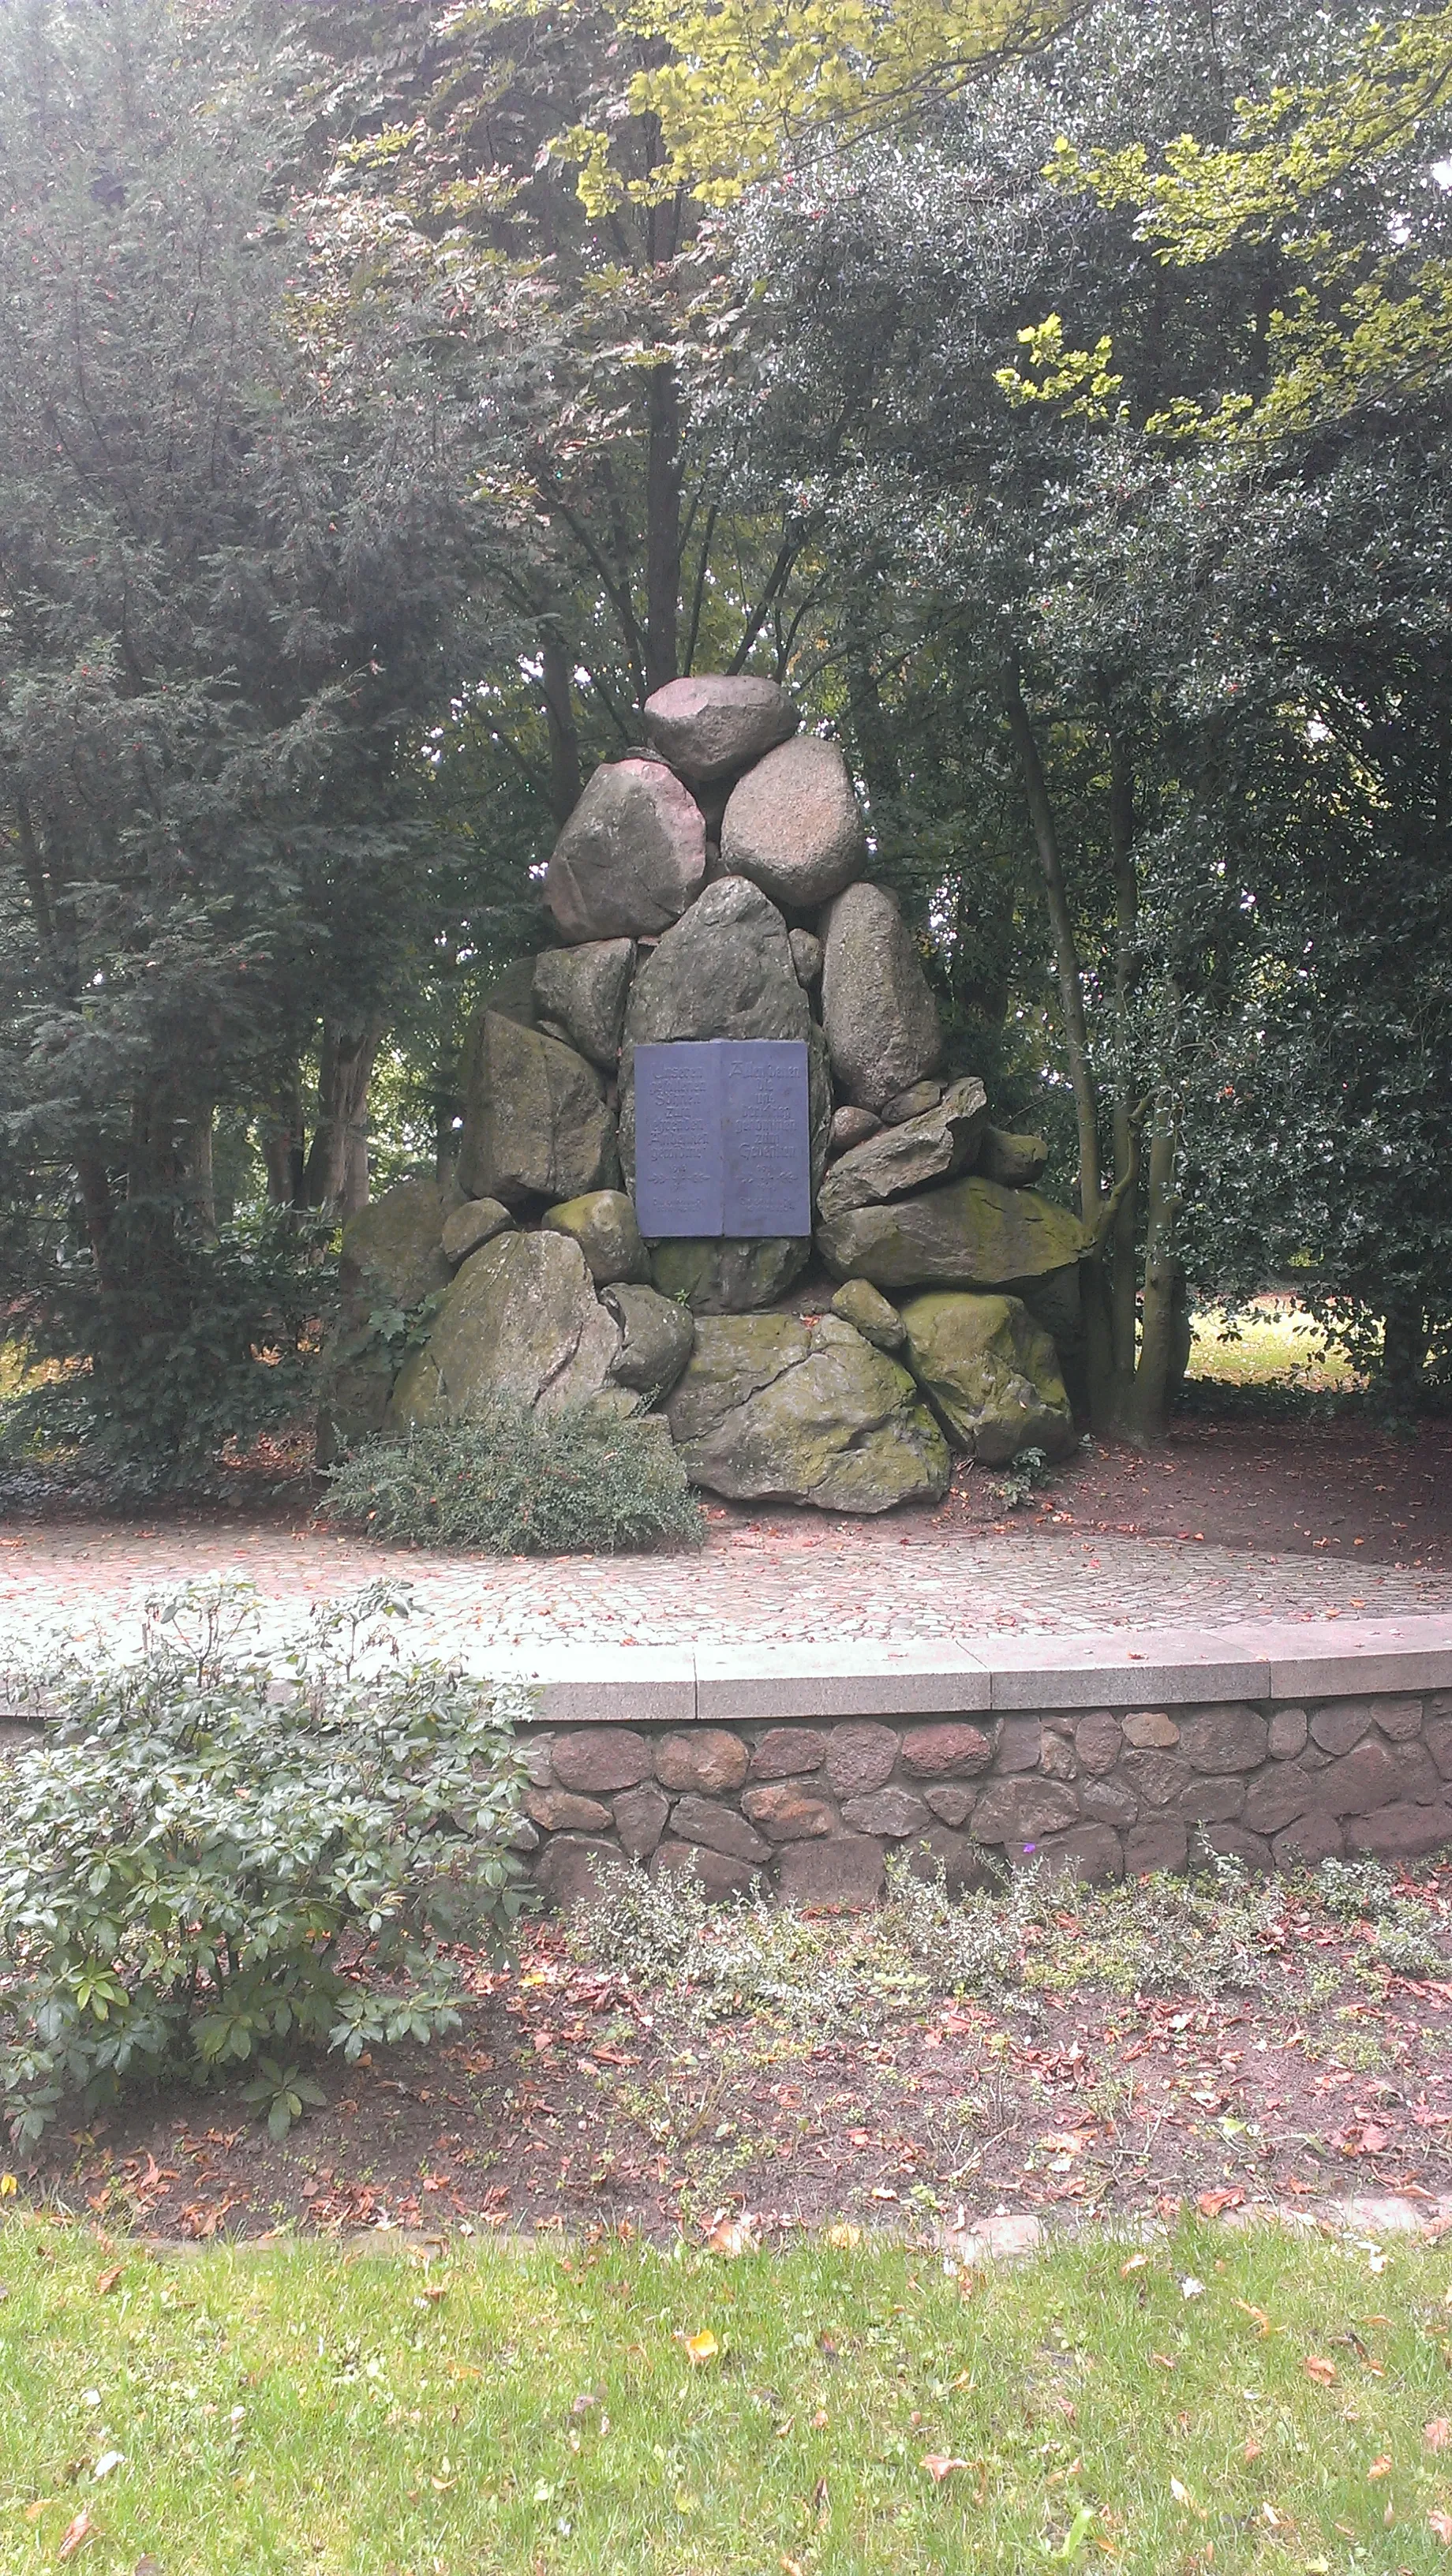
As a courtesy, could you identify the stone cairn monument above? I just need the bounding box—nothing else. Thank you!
[325,675,1090,1510]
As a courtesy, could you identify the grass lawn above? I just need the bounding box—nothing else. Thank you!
[3,2218,1452,2572]
[1188,1299,1355,1392]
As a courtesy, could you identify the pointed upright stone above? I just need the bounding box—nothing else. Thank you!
[820,880,941,1110]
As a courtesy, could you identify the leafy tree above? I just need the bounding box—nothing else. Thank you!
[0,0,488,1477]
[695,0,1452,1431]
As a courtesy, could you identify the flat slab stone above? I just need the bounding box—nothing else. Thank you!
[695,1642,992,1722]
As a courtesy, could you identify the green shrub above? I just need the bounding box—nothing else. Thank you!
[0,1582,532,2147]
[0,1203,335,1501]
[322,1407,705,1553]
[994,1446,1053,1510]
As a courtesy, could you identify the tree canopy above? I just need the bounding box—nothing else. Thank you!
[2,0,1449,1488]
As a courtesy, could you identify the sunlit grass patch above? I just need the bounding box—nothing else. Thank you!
[1,2216,1451,2570]
[1188,1296,1357,1390]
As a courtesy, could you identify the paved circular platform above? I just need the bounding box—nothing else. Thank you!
[0,1518,1449,1663]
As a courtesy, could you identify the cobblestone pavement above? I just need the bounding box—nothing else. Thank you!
[2,1513,1450,1661]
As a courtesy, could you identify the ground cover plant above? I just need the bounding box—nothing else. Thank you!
[321,1412,705,1555]
[0,1585,531,2149]
[6,2215,1452,2570]
[24,1848,1452,2252]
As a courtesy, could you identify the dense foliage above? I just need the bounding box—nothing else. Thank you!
[1,0,1450,1471]
[0,1584,531,2144]
[323,1412,705,1553]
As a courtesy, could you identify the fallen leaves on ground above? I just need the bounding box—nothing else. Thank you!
[57,2507,92,2560]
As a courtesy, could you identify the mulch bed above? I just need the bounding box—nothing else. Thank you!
[32,1868,1452,2248]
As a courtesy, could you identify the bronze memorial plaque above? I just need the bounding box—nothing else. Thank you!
[633,1039,811,1238]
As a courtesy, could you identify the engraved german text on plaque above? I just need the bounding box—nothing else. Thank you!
[633,1039,810,1238]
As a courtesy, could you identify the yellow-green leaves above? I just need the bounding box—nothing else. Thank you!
[993,316,1124,420]
[549,0,1075,211]
[1038,6,1452,440]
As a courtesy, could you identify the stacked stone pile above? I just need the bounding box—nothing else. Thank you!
[323,674,1089,1508]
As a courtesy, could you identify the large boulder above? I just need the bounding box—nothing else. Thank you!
[442,1198,514,1266]
[532,939,635,1069]
[720,736,866,910]
[642,675,799,783]
[664,1312,949,1513]
[619,875,809,1140]
[602,1282,696,1397]
[978,1125,1049,1188]
[386,1231,620,1427]
[900,1291,1076,1466]
[816,1076,987,1222]
[820,880,941,1110]
[829,1280,905,1350]
[818,1174,1088,1292]
[474,956,539,1032]
[457,1010,619,1209]
[544,758,705,944]
[320,1179,458,1462]
[649,1235,810,1315]
[339,1178,452,1313]
[541,1190,649,1286]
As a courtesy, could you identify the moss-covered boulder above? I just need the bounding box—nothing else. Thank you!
[532,938,634,1069]
[320,1178,456,1463]
[977,1126,1049,1188]
[649,1235,810,1315]
[339,1178,452,1313]
[541,1190,649,1286]
[457,1009,619,1209]
[817,1174,1087,1293]
[829,1279,906,1351]
[441,1198,514,1266]
[387,1232,620,1428]
[664,1313,949,1512]
[602,1283,696,1398]
[900,1291,1076,1465]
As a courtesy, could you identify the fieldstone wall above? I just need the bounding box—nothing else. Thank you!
[519,1689,1452,1909]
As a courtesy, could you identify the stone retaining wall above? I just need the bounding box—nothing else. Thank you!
[520,1689,1452,1909]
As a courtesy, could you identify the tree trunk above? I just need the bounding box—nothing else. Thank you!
[1106,721,1140,1387]
[541,631,582,825]
[75,1144,115,1286]
[643,361,681,698]
[1124,1095,1182,1444]
[848,654,901,816]
[179,1104,217,1237]
[1382,1297,1428,1403]
[304,1021,383,1219]
[261,1070,305,1207]
[1002,668,1101,1215]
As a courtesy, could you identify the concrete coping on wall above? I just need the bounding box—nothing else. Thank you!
[488,1613,1452,1726]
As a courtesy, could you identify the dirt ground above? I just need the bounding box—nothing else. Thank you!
[941,1412,1452,1569]
[5,1409,1450,1574]
[32,1865,1452,2249]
